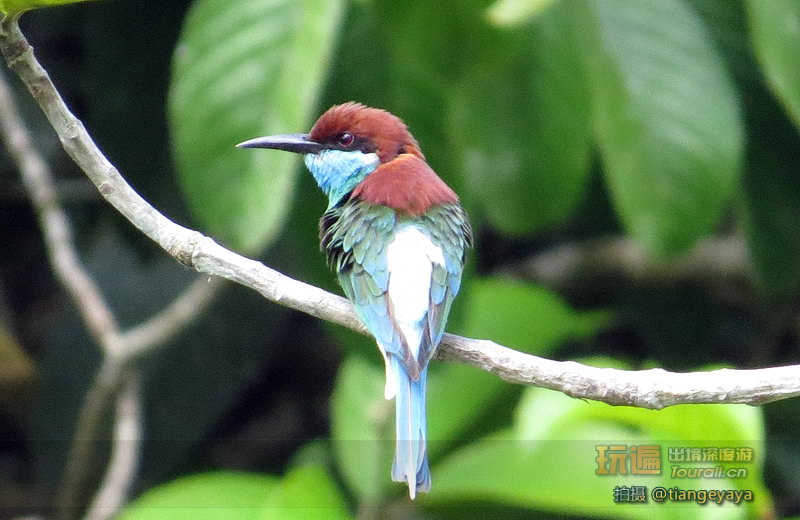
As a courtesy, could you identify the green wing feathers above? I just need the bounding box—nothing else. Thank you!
[320,199,472,373]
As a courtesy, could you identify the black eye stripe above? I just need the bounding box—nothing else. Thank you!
[326,134,376,154]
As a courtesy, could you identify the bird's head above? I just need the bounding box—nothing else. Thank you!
[237,102,423,209]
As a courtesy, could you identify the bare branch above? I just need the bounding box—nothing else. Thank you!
[55,360,123,519]
[0,65,121,351]
[509,235,752,293]
[121,276,223,360]
[0,20,204,277]
[0,20,222,519]
[84,372,142,520]
[438,335,800,408]
[0,14,798,431]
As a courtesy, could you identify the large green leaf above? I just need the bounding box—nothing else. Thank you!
[169,0,342,252]
[576,0,743,256]
[686,0,758,86]
[428,279,608,461]
[258,465,351,520]
[0,0,91,15]
[485,0,557,26]
[456,278,610,353]
[330,355,394,503]
[318,1,393,112]
[371,0,483,198]
[452,1,592,235]
[747,0,800,129]
[431,427,681,519]
[429,366,771,517]
[514,382,770,514]
[426,364,509,459]
[118,471,277,520]
[691,1,800,294]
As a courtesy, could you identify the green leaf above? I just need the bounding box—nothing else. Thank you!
[688,1,800,294]
[330,355,394,503]
[576,0,743,256]
[426,364,511,458]
[747,0,800,129]
[430,369,771,517]
[741,117,800,294]
[485,0,557,26]
[330,343,502,501]
[118,471,277,520]
[453,2,592,235]
[286,439,334,470]
[169,0,343,253]
[318,1,393,111]
[0,0,91,15]
[456,278,610,353]
[514,377,764,444]
[431,427,680,518]
[259,465,351,520]
[686,0,758,86]
[371,0,482,198]
[514,381,770,513]
[427,279,609,456]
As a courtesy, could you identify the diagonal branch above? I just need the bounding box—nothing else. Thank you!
[121,276,223,361]
[0,20,221,519]
[0,57,121,352]
[1,18,799,413]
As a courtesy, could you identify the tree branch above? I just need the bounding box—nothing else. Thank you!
[507,235,752,295]
[437,336,800,407]
[0,20,221,519]
[55,359,123,520]
[1,17,799,421]
[84,372,142,520]
[0,56,121,352]
[121,276,223,361]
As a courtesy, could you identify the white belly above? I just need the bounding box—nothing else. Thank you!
[386,225,446,361]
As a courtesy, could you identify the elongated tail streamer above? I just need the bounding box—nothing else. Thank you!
[390,356,430,499]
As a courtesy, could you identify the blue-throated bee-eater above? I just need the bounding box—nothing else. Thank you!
[238,102,472,498]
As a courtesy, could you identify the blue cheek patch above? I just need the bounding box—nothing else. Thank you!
[305,150,381,209]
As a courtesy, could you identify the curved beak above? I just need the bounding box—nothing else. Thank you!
[235,133,323,154]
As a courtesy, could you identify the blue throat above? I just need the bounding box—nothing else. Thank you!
[304,150,381,210]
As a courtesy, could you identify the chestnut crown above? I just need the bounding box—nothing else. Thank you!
[308,102,424,163]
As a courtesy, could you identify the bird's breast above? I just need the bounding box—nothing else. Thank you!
[386,224,445,360]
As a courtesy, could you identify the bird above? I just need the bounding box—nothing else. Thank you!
[237,102,472,498]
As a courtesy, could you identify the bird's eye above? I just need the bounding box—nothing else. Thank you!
[338,132,354,147]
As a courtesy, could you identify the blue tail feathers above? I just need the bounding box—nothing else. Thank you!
[390,357,430,499]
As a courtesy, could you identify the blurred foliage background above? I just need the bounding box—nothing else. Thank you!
[1,0,800,518]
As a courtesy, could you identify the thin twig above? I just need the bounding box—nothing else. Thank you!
[0,57,121,352]
[55,360,123,519]
[0,19,205,281]
[507,235,752,294]
[0,45,123,520]
[84,372,142,520]
[0,21,221,519]
[1,18,798,412]
[121,276,222,360]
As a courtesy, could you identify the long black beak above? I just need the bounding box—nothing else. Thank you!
[235,133,323,154]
